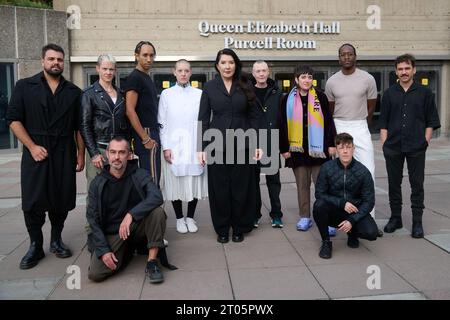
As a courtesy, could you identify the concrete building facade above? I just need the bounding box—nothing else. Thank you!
[0,5,69,149]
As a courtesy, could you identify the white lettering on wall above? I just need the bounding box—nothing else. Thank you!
[199,20,341,50]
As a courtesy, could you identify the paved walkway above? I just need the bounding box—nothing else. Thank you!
[0,139,449,300]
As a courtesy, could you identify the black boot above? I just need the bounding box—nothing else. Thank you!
[50,238,72,258]
[383,216,403,233]
[50,225,72,258]
[412,211,424,238]
[411,221,424,238]
[20,241,45,270]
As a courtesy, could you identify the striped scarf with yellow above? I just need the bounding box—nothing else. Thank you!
[286,87,326,158]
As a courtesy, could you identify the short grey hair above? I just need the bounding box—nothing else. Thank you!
[252,60,269,70]
[97,53,116,66]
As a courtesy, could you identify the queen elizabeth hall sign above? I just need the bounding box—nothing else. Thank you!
[198,21,341,50]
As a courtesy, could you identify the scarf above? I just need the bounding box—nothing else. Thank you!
[286,87,326,158]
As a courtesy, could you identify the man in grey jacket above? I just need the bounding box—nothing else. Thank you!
[87,137,167,283]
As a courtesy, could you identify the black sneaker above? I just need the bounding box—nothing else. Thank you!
[347,234,360,248]
[319,240,332,259]
[146,259,164,284]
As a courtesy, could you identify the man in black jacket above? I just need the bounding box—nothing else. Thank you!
[251,60,284,228]
[7,43,85,269]
[87,137,167,283]
[313,133,378,259]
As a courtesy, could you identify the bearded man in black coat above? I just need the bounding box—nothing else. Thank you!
[6,44,85,269]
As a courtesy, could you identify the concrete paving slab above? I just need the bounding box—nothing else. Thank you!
[141,269,233,300]
[1,139,450,300]
[281,224,321,242]
[165,238,227,272]
[386,255,450,291]
[50,251,145,300]
[230,266,327,300]
[243,224,290,243]
[375,219,412,236]
[291,240,379,266]
[0,160,20,167]
[433,174,450,183]
[225,241,305,270]
[373,205,391,219]
[163,200,214,227]
[0,233,27,255]
[0,277,61,300]
[364,236,449,261]
[0,226,86,281]
[419,213,450,234]
[337,292,426,300]
[0,185,21,198]
[0,198,21,209]
[425,192,450,218]
[425,233,450,253]
[0,168,20,175]
[0,178,19,184]
[310,262,416,299]
[422,288,450,300]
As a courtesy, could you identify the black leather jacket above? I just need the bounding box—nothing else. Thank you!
[80,81,130,157]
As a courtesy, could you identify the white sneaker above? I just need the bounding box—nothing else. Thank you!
[176,218,188,234]
[185,217,198,233]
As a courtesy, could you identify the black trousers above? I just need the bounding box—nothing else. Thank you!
[383,147,426,222]
[23,210,69,245]
[208,161,257,236]
[255,166,282,219]
[313,199,378,241]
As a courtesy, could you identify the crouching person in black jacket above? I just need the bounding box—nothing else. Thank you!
[87,137,167,283]
[313,133,378,259]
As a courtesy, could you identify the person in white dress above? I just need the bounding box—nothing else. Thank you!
[158,59,208,233]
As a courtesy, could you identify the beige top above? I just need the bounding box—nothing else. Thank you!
[325,68,377,120]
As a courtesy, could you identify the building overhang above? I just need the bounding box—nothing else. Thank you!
[70,55,450,63]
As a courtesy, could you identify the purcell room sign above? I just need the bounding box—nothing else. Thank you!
[198,20,341,50]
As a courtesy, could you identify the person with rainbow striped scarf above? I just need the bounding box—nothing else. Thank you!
[279,65,337,232]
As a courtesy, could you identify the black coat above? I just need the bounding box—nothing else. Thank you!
[315,158,375,225]
[86,160,163,258]
[6,72,82,212]
[198,76,261,152]
[251,78,283,159]
[80,80,130,157]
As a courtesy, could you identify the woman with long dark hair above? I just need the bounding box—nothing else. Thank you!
[198,48,262,243]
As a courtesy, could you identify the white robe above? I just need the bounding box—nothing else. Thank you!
[158,84,208,201]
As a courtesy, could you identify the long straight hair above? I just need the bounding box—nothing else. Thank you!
[214,48,255,103]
